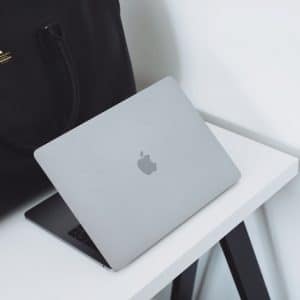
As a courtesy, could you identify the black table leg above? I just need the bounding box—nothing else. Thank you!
[220,222,270,300]
[171,222,270,300]
[171,261,198,300]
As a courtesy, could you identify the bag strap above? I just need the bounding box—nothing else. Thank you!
[0,23,80,155]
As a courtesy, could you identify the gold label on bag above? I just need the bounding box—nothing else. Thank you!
[0,50,12,64]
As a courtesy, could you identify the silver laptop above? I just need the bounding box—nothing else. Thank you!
[26,77,240,271]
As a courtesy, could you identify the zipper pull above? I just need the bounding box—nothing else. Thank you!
[38,23,65,62]
[43,23,64,40]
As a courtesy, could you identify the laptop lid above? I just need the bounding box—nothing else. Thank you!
[34,77,240,271]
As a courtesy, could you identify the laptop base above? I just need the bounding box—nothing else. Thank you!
[25,193,110,268]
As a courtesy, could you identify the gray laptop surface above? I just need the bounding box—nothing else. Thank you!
[33,77,240,271]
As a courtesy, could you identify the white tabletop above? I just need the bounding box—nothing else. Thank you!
[0,124,297,300]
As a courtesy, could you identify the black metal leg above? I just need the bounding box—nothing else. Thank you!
[220,222,270,300]
[171,261,198,300]
[171,222,270,300]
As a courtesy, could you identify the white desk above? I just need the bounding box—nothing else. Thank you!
[0,124,297,300]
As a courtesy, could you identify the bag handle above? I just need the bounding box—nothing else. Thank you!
[0,23,80,155]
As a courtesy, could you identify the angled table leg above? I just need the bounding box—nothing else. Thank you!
[220,222,270,300]
[171,261,198,300]
[171,222,270,300]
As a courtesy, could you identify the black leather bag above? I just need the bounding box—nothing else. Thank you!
[0,0,136,213]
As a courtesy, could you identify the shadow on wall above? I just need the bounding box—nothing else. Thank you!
[120,0,181,90]
[121,0,273,145]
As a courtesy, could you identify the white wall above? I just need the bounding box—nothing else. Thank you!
[120,1,300,299]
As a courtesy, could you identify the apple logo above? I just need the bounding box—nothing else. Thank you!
[137,151,157,175]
